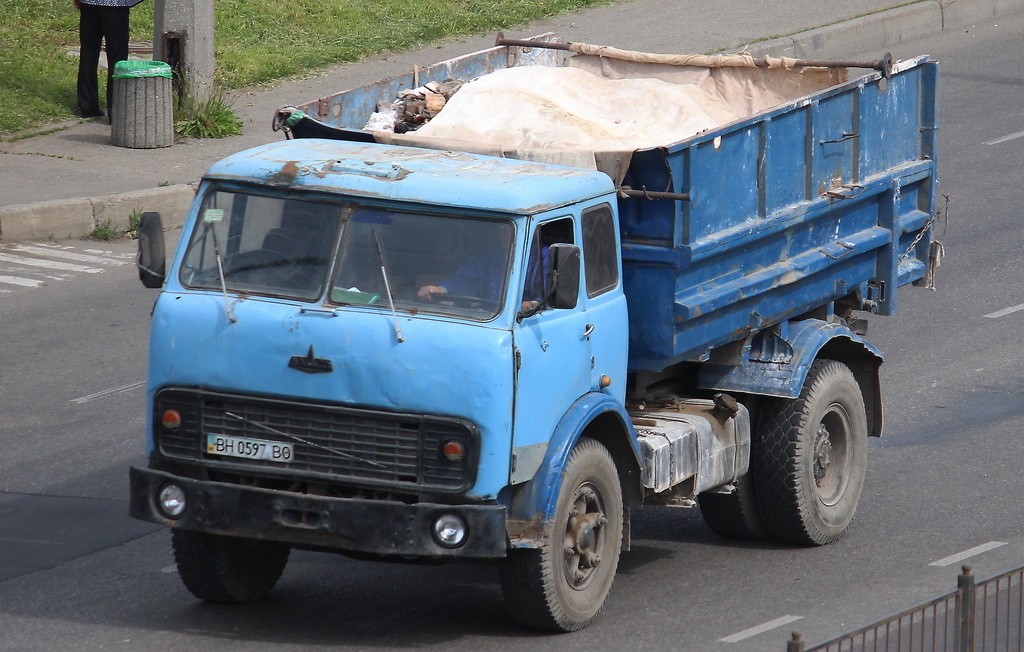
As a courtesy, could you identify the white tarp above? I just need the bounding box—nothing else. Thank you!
[375,47,845,182]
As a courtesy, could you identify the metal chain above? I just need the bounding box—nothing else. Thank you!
[899,193,949,291]
[899,193,949,262]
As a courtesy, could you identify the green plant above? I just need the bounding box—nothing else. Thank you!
[89,211,144,240]
[125,209,142,239]
[89,217,118,241]
[7,125,70,143]
[173,88,243,139]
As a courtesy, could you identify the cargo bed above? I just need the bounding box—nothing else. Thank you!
[275,35,939,374]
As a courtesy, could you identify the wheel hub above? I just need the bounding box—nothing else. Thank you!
[562,486,607,589]
[814,423,833,485]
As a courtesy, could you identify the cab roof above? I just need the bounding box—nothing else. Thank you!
[203,138,615,215]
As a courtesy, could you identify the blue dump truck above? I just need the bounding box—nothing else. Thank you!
[130,35,940,631]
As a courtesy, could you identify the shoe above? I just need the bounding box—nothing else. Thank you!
[79,109,105,118]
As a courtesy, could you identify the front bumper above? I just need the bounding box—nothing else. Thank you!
[129,466,508,559]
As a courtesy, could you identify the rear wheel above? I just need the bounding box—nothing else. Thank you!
[172,530,290,603]
[698,473,767,539]
[500,438,623,631]
[755,359,868,545]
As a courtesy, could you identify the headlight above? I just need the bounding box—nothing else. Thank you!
[157,483,187,519]
[432,512,468,548]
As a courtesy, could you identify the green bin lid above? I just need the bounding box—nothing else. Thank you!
[112,60,173,80]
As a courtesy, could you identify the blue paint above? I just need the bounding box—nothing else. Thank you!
[506,392,641,527]
[697,319,883,399]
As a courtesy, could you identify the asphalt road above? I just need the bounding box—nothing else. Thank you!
[1,14,1023,652]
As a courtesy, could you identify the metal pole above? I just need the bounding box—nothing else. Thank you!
[787,631,806,652]
[956,564,977,652]
[617,186,691,202]
[495,36,892,77]
[495,35,571,51]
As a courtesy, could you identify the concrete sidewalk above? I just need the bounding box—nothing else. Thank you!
[0,0,1017,242]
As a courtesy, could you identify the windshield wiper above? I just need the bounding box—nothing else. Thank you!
[206,222,237,323]
[372,229,405,343]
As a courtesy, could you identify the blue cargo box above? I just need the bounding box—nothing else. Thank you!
[276,36,938,373]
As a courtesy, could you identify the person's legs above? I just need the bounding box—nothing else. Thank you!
[99,6,131,120]
[76,3,104,116]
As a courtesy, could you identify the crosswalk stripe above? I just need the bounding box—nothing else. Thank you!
[0,252,103,273]
[0,275,44,288]
[11,244,131,266]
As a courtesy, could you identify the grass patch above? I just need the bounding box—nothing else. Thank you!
[174,87,242,139]
[6,125,71,143]
[88,217,119,241]
[1,0,618,136]
[125,209,142,239]
[90,210,142,240]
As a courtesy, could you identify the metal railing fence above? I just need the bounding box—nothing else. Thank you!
[786,564,1024,652]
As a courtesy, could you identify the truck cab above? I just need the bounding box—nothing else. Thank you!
[131,138,640,585]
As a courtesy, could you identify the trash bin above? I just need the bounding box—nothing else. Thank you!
[111,60,174,149]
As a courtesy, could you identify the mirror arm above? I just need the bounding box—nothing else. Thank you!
[516,275,558,323]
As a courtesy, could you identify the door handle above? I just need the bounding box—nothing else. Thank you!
[583,323,595,337]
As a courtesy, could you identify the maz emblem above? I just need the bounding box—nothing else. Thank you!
[289,345,333,374]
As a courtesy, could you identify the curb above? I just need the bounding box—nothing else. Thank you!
[744,0,1024,60]
[745,3,943,60]
[0,183,195,242]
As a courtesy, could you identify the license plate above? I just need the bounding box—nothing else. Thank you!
[206,434,294,463]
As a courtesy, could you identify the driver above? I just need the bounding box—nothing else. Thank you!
[416,253,504,302]
[417,226,512,303]
[417,236,550,313]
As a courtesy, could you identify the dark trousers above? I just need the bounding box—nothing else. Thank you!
[77,3,130,116]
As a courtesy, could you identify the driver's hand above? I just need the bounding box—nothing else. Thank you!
[417,285,446,300]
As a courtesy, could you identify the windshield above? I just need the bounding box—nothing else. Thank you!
[332,206,513,321]
[179,188,514,320]
[180,190,341,301]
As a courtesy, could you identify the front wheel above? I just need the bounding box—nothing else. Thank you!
[500,438,623,632]
[755,359,868,546]
[171,530,290,603]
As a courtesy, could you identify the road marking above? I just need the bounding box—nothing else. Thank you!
[984,303,1024,319]
[0,242,132,299]
[11,244,130,266]
[0,275,45,288]
[720,615,803,643]
[160,565,177,574]
[0,536,64,546]
[0,252,102,273]
[929,541,1007,567]
[71,381,146,404]
[984,129,1024,145]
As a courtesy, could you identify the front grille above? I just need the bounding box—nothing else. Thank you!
[155,388,477,492]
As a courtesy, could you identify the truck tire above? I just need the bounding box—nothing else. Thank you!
[755,359,868,546]
[500,438,623,632]
[171,530,290,603]
[698,474,767,539]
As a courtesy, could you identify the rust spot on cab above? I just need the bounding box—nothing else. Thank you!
[269,160,300,186]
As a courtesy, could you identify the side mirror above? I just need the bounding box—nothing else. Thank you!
[548,243,580,310]
[137,211,166,289]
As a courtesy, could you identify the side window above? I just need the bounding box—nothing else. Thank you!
[582,204,618,297]
[522,217,574,305]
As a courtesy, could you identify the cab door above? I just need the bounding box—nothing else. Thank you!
[511,215,592,483]
[579,203,628,404]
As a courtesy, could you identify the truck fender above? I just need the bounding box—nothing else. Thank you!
[504,392,643,547]
[698,319,884,437]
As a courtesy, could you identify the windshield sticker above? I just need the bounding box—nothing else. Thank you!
[203,208,225,223]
